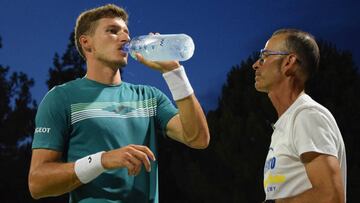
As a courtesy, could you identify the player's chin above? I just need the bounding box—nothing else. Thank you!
[119,63,127,69]
[255,83,267,93]
[115,58,128,68]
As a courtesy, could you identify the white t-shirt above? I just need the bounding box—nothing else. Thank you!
[263,93,347,200]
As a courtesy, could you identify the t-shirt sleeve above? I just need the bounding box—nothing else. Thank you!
[153,88,178,131]
[292,108,338,158]
[32,87,69,151]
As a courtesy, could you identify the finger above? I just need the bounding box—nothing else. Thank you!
[130,145,156,161]
[129,148,151,172]
[126,157,143,176]
[123,160,135,175]
[134,52,144,62]
[122,150,143,175]
[128,145,154,172]
[133,166,142,176]
[130,158,143,175]
[134,53,161,69]
[134,53,146,63]
[126,152,143,169]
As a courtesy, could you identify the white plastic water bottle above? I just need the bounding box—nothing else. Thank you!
[122,34,195,61]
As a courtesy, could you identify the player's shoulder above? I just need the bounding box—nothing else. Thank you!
[293,94,334,122]
[123,82,162,94]
[41,78,83,102]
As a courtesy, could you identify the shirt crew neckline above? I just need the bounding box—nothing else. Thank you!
[82,76,124,88]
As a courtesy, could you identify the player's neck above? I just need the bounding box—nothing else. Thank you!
[268,86,304,118]
[86,60,122,86]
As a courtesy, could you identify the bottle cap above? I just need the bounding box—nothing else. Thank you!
[121,43,130,53]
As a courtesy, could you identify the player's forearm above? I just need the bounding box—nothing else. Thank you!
[276,187,344,203]
[162,65,209,148]
[28,162,81,199]
[176,94,210,149]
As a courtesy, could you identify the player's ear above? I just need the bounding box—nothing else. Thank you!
[283,54,298,76]
[79,35,92,53]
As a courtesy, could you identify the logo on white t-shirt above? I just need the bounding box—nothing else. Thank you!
[264,147,286,193]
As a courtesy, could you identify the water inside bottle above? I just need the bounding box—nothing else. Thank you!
[122,34,195,61]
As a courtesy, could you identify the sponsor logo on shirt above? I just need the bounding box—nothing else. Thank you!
[35,127,51,134]
[264,174,286,192]
[70,98,158,125]
[264,147,286,193]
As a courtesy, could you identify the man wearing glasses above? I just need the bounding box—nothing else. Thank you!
[252,29,346,203]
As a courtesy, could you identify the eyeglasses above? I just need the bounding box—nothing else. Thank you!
[258,49,290,65]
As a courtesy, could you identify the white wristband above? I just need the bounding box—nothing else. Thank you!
[74,151,106,184]
[162,66,194,101]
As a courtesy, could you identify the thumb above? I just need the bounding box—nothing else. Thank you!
[135,53,160,69]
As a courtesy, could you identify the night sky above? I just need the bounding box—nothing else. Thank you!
[0,0,359,111]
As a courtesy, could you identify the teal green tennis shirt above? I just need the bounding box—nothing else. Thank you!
[32,77,178,203]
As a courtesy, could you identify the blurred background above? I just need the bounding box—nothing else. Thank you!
[0,0,359,202]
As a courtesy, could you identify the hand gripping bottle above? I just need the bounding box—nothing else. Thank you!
[122,34,195,61]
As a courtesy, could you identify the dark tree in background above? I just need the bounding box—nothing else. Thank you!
[39,32,86,203]
[47,32,85,90]
[0,37,37,202]
[160,41,360,203]
[160,54,276,203]
[46,32,122,90]
[0,31,359,202]
[0,32,85,203]
[306,41,360,200]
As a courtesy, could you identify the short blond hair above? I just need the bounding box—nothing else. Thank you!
[74,4,128,59]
